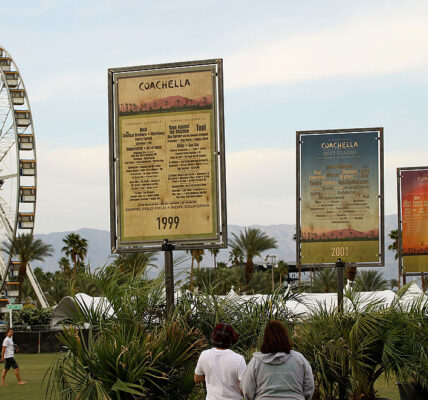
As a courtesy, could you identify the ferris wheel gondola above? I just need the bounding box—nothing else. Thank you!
[0,45,48,309]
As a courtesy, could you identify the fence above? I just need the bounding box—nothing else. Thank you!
[12,330,64,353]
[1,327,93,354]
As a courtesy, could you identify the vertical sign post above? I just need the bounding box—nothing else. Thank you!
[397,167,428,287]
[336,258,345,312]
[109,60,227,314]
[162,239,175,312]
[297,128,384,309]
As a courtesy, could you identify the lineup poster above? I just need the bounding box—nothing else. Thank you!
[400,169,428,273]
[116,67,219,244]
[299,131,381,264]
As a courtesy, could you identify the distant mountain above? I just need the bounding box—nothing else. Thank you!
[33,228,113,272]
[33,215,401,280]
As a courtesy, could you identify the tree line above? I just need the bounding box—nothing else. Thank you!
[1,225,412,309]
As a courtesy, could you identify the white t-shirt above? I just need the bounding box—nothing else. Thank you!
[2,336,14,359]
[195,348,246,400]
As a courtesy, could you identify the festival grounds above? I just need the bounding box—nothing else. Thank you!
[0,353,401,400]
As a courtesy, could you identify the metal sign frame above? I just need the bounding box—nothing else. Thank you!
[296,127,384,268]
[397,166,428,277]
[108,59,227,252]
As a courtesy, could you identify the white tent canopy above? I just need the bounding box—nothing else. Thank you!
[220,283,426,317]
[51,293,114,327]
[51,283,426,327]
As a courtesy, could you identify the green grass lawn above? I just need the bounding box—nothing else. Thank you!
[0,353,401,400]
[375,374,400,400]
[0,353,60,400]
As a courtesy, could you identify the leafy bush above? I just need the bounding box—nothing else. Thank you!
[293,286,428,399]
[47,268,206,400]
[12,307,53,327]
[176,286,299,361]
[48,320,206,399]
[46,266,427,400]
[183,265,288,295]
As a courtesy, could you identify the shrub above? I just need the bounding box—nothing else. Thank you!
[12,307,53,327]
[46,268,206,399]
[293,286,428,399]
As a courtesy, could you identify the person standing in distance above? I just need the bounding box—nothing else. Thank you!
[1,328,26,385]
[194,322,246,399]
[241,320,314,400]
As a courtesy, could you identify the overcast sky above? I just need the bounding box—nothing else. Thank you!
[2,0,428,233]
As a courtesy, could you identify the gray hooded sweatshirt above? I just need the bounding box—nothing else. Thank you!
[241,351,314,400]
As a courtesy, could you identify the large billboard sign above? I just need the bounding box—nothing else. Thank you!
[397,167,428,275]
[108,60,227,251]
[296,128,384,266]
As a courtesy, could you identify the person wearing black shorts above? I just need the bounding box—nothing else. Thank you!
[1,328,26,385]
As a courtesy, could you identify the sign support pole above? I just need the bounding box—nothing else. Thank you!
[336,258,345,312]
[9,309,12,328]
[162,239,175,314]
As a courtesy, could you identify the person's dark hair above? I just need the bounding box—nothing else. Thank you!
[260,320,293,354]
[6,328,13,333]
[210,322,238,349]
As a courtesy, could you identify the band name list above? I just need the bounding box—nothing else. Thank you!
[120,112,214,238]
[308,163,372,224]
[402,194,428,235]
[123,116,211,210]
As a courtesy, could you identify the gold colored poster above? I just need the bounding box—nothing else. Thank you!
[116,69,218,243]
[299,131,381,264]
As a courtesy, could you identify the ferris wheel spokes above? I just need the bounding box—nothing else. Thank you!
[0,203,14,238]
[0,44,46,308]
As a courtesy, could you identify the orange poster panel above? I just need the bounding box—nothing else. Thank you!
[401,169,428,273]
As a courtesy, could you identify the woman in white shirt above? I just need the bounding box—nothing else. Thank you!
[194,322,246,400]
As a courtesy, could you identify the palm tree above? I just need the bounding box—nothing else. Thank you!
[209,248,220,282]
[355,270,388,291]
[186,249,195,292]
[58,257,71,278]
[228,247,244,267]
[47,267,207,399]
[209,248,219,270]
[388,230,399,259]
[2,233,53,301]
[230,227,277,284]
[185,249,204,291]
[194,249,204,270]
[388,229,400,288]
[389,278,399,291]
[277,260,288,286]
[112,252,157,277]
[311,268,337,293]
[61,233,88,293]
[46,271,71,305]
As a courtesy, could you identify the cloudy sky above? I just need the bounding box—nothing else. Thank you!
[1,0,428,233]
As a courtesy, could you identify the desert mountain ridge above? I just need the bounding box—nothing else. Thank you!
[31,215,401,280]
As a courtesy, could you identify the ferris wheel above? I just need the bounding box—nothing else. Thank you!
[0,45,48,309]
